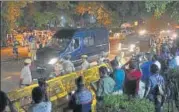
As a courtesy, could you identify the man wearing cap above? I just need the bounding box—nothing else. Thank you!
[80,55,90,70]
[62,55,75,74]
[20,59,32,87]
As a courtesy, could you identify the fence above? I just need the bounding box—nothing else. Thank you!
[7,64,105,112]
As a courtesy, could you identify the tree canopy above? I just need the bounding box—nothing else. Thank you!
[1,1,179,34]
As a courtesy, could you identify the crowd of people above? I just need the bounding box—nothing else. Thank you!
[11,31,53,61]
[1,34,179,112]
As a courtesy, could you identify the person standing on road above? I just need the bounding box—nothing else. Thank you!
[80,55,90,70]
[20,59,32,87]
[29,38,37,61]
[28,87,52,112]
[0,91,17,112]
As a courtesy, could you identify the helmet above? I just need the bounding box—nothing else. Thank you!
[81,55,88,59]
[24,59,32,64]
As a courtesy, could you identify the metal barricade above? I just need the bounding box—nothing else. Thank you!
[7,64,106,112]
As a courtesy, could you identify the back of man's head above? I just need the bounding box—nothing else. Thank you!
[150,64,159,74]
[76,76,85,88]
[32,87,44,104]
[129,61,137,70]
[0,91,8,112]
[99,66,108,76]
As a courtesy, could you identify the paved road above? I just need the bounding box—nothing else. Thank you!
[1,33,145,93]
[1,47,29,92]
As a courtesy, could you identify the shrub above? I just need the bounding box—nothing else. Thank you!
[97,95,155,112]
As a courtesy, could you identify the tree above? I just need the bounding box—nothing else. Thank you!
[145,1,171,18]
[1,1,29,46]
[2,1,28,33]
[75,2,112,26]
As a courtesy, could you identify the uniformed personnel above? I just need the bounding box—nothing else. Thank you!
[20,59,32,87]
[80,55,90,70]
[62,55,75,74]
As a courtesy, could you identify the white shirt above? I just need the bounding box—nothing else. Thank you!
[62,60,75,74]
[28,101,52,112]
[154,61,161,70]
[20,65,32,85]
[175,56,179,66]
[81,60,90,70]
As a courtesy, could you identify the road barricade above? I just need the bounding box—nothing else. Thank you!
[7,64,106,112]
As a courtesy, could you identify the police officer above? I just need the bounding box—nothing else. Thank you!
[80,55,90,70]
[20,59,32,87]
[62,55,75,74]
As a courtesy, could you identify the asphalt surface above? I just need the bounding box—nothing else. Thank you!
[1,33,144,93]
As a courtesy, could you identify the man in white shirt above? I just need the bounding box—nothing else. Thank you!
[20,59,32,87]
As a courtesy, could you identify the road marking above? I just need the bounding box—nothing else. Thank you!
[1,76,12,81]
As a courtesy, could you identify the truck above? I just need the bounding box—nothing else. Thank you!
[31,27,110,78]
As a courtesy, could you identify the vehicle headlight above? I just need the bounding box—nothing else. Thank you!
[48,58,58,65]
[172,33,177,38]
[160,30,165,33]
[139,30,146,35]
[129,44,136,52]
